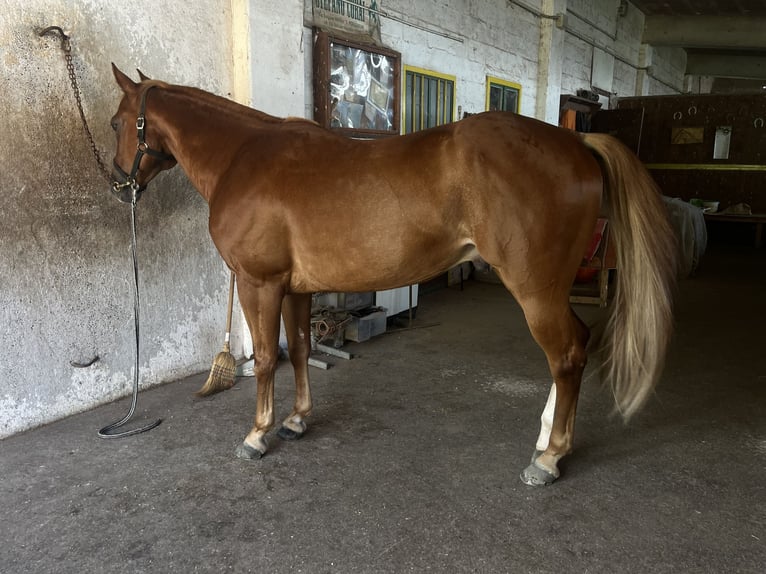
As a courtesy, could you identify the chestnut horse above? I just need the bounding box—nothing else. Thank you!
[110,65,676,486]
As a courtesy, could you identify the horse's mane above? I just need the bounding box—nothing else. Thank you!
[144,80,319,128]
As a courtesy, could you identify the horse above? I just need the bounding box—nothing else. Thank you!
[109,65,676,486]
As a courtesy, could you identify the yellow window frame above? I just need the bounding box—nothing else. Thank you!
[485,76,521,113]
[403,65,457,133]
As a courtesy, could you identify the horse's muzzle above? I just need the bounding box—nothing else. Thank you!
[110,181,145,204]
[111,161,145,204]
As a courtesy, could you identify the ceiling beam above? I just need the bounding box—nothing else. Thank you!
[686,52,766,79]
[643,16,766,50]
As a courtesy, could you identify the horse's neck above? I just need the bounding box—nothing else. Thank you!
[156,88,280,203]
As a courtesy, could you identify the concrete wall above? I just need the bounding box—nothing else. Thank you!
[379,0,541,118]
[250,0,310,117]
[562,0,686,101]
[0,0,239,438]
[300,0,686,121]
[645,45,688,95]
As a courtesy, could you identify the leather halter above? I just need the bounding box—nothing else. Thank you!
[111,85,174,203]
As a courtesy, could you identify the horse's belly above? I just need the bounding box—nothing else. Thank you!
[288,239,477,294]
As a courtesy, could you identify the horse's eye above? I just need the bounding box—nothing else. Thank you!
[111,119,119,132]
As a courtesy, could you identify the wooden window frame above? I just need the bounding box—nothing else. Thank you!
[313,28,401,138]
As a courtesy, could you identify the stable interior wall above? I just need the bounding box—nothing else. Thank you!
[303,1,686,125]
[378,0,542,118]
[250,0,309,118]
[0,0,240,438]
[618,93,766,212]
[561,0,686,102]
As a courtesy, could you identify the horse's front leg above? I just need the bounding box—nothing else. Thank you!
[234,280,284,460]
[277,293,313,441]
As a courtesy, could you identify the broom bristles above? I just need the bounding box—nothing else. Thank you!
[196,343,237,397]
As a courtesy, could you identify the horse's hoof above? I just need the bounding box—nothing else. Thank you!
[277,418,306,441]
[520,463,558,487]
[235,441,265,460]
[277,426,303,441]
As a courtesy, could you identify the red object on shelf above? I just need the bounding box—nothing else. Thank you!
[583,218,607,262]
[574,218,608,284]
[575,267,599,283]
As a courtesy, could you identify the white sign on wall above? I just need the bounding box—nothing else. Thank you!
[591,48,615,92]
[310,0,381,41]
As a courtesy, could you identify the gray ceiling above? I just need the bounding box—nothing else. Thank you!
[629,0,766,17]
[629,0,766,85]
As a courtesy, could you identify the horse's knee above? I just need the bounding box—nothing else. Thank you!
[254,351,279,379]
[287,338,310,365]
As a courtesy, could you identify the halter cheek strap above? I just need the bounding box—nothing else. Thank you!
[111,85,175,202]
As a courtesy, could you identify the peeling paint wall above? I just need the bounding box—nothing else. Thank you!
[379,0,542,118]
[251,0,309,118]
[0,0,241,438]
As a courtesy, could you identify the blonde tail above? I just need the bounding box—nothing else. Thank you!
[581,133,677,419]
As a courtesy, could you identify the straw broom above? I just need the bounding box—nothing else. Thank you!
[196,271,237,396]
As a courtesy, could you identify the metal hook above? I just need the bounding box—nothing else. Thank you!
[37,25,71,51]
[38,25,67,38]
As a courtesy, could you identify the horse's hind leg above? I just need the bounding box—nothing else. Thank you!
[496,275,590,485]
[234,280,284,460]
[277,293,313,441]
[524,301,589,485]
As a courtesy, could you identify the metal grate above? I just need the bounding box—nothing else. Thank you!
[404,69,454,133]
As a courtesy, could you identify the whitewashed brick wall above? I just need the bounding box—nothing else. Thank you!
[648,45,687,94]
[286,0,686,123]
[561,0,686,100]
[379,0,541,118]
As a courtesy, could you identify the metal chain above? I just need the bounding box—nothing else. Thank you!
[39,26,111,182]
[39,27,161,438]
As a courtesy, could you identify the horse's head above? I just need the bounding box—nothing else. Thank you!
[110,64,176,203]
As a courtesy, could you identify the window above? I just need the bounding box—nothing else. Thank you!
[403,66,456,133]
[313,29,401,137]
[486,77,521,113]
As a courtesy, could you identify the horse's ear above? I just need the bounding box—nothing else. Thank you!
[112,63,138,94]
[137,69,151,82]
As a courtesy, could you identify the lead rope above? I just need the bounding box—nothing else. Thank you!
[38,26,160,438]
[98,192,162,438]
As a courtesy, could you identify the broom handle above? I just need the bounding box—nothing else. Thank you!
[224,271,235,343]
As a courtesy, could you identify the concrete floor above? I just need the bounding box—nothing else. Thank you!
[1,244,764,573]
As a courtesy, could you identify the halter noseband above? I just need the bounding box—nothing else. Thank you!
[111,85,175,203]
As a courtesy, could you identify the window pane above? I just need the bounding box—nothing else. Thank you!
[415,75,422,130]
[503,87,518,112]
[489,85,502,111]
[427,78,438,128]
[329,42,396,131]
[405,71,413,133]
